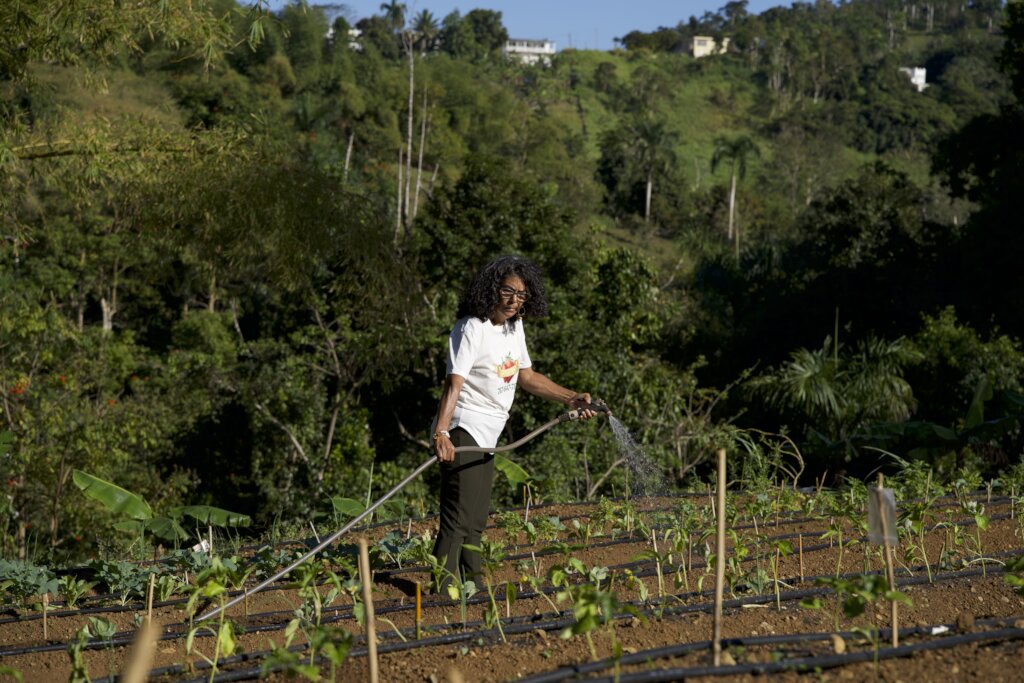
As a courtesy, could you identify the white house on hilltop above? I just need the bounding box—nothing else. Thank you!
[899,67,928,92]
[689,35,730,58]
[503,38,556,66]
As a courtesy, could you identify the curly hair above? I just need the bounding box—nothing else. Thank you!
[456,255,549,331]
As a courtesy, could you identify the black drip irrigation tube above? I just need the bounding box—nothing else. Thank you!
[517,617,1024,683]
[214,507,1017,631]
[75,560,1020,683]
[2,497,1016,663]
[4,516,1016,661]
[12,489,1006,620]
[117,607,1024,683]
[150,489,1015,584]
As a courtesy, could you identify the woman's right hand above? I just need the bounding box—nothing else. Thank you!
[435,433,455,463]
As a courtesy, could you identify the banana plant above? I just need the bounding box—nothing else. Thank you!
[72,470,250,542]
[495,454,537,520]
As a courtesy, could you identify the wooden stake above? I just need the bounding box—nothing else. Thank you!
[415,582,422,640]
[712,448,727,666]
[121,618,158,683]
[876,474,898,647]
[358,537,379,683]
[208,526,214,556]
[147,573,156,623]
[798,534,804,583]
[775,486,782,529]
[42,592,48,641]
[244,588,249,618]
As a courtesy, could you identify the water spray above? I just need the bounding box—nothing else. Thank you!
[196,399,611,622]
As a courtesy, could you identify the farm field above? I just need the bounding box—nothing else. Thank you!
[2,488,1024,683]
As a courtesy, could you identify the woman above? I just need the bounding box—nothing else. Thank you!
[431,255,596,587]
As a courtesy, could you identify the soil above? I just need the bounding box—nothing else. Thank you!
[1,493,1023,683]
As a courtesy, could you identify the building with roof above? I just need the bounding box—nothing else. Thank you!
[503,38,556,66]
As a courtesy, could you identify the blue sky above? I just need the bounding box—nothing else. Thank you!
[281,1,785,51]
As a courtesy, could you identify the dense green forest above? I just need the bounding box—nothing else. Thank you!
[2,0,1023,562]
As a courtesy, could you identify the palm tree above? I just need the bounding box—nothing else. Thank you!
[711,134,760,256]
[411,9,439,52]
[380,0,406,32]
[631,118,678,223]
[748,334,920,447]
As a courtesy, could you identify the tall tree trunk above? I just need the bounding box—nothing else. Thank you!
[208,270,217,312]
[727,173,737,240]
[645,170,653,223]
[50,455,69,547]
[394,148,404,247]
[427,164,439,199]
[343,132,354,183]
[404,33,415,232]
[412,92,429,224]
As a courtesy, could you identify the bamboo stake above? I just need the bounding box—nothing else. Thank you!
[876,474,898,647]
[775,486,782,529]
[42,593,48,641]
[309,521,321,544]
[774,546,782,610]
[121,618,158,683]
[208,526,213,556]
[415,582,422,640]
[798,534,804,583]
[147,573,155,623]
[712,448,727,666]
[358,538,379,683]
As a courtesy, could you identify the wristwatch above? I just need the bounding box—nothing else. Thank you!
[433,429,451,441]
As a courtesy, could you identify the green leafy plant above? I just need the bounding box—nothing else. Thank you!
[800,575,912,631]
[1004,555,1024,597]
[87,616,118,679]
[58,575,96,609]
[67,625,91,683]
[90,560,154,606]
[0,559,58,608]
[462,538,509,642]
[495,454,537,513]
[557,566,641,675]
[185,558,238,683]
[73,470,250,544]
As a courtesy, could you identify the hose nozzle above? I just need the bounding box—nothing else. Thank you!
[564,397,612,421]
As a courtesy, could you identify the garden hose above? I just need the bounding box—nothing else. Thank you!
[195,401,609,623]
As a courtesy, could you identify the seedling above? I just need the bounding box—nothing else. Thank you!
[90,560,154,606]
[800,575,911,632]
[0,559,58,610]
[87,616,118,679]
[557,566,642,676]
[462,538,508,641]
[185,558,238,683]
[900,493,939,582]
[67,625,90,683]
[58,576,96,610]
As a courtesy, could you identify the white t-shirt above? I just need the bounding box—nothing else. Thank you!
[446,316,532,448]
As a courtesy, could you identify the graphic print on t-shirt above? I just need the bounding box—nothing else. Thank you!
[495,352,520,383]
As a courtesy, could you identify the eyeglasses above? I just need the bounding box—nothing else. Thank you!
[498,285,530,302]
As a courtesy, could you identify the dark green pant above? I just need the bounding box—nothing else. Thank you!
[432,427,494,587]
